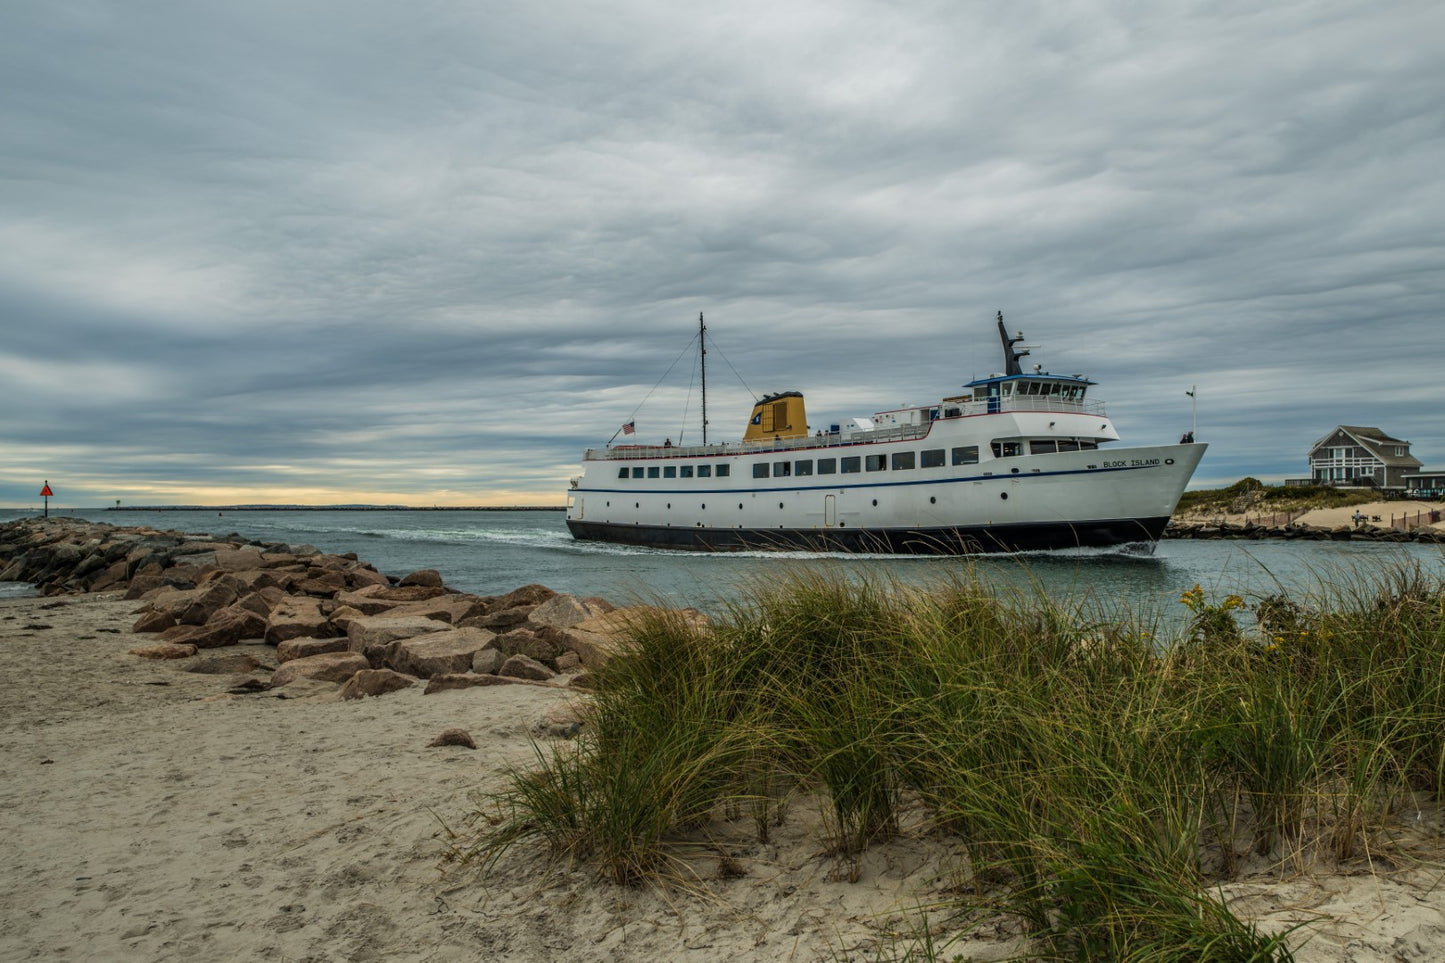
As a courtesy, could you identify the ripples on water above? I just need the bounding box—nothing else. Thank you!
[3,509,1442,621]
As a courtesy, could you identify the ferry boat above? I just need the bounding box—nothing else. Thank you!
[565,313,1205,553]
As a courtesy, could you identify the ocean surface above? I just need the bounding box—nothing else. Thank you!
[3,508,1444,623]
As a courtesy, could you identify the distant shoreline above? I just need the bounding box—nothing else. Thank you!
[101,505,566,512]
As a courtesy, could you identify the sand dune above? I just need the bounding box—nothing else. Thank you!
[4,592,1445,961]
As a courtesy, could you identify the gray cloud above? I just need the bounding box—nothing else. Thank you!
[3,0,1443,506]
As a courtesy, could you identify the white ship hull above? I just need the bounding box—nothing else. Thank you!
[566,432,1204,554]
[566,313,1206,554]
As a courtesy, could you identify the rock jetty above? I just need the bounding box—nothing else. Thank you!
[1,516,693,703]
[1166,517,1445,543]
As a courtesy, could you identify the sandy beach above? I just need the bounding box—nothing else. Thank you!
[3,590,1445,961]
[1173,498,1445,534]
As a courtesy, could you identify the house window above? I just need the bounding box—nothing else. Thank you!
[841,456,861,474]
[1031,441,1058,454]
[953,446,979,465]
[795,460,813,476]
[632,467,644,478]
[992,441,1023,458]
[716,464,730,477]
[664,466,676,478]
[817,458,837,474]
[648,467,660,478]
[697,465,711,478]
[921,448,945,468]
[618,467,630,479]
[753,463,769,479]
[680,465,693,478]
[774,461,791,477]
[865,454,888,472]
[892,451,915,470]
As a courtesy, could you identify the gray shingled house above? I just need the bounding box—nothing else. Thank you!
[1308,426,1422,490]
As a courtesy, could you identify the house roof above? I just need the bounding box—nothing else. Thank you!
[1310,425,1423,469]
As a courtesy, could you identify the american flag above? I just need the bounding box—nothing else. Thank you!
[622,421,635,435]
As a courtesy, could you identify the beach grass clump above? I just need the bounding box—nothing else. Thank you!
[472,561,1445,960]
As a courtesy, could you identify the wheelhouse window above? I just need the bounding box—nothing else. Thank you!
[841,456,861,474]
[952,446,979,465]
[891,451,915,470]
[698,465,712,478]
[817,458,837,475]
[865,454,888,472]
[991,441,1023,458]
[795,460,813,476]
[753,463,769,479]
[920,448,945,468]
[1030,441,1057,454]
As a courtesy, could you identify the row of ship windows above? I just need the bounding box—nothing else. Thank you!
[619,463,734,480]
[616,440,1098,481]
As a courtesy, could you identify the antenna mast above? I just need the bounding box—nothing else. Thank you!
[699,312,708,445]
[996,310,1029,376]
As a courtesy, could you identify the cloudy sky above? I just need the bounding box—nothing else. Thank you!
[3,1,1442,508]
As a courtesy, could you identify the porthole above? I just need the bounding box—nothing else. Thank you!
[872,499,878,507]
[779,502,784,509]
[635,502,640,508]
[930,496,936,504]
[667,503,671,509]
[701,503,706,510]
[1011,467,1020,474]
[1165,458,1175,465]
[739,503,744,510]
[1000,492,1009,500]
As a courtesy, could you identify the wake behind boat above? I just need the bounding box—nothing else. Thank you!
[565,313,1204,554]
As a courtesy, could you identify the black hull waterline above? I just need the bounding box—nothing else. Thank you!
[565,516,1171,554]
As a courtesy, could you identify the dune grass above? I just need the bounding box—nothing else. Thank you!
[473,561,1445,960]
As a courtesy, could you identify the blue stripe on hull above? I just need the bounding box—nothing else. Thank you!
[565,517,1169,554]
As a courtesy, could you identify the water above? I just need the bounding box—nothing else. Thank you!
[3,508,1442,619]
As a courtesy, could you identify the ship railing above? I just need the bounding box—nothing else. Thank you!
[580,400,1103,461]
[953,397,1106,416]
[583,423,934,461]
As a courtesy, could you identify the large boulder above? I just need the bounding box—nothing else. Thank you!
[264,597,335,645]
[389,627,498,678]
[277,636,352,663]
[343,565,392,589]
[346,615,450,652]
[491,583,557,610]
[157,605,267,649]
[498,654,555,682]
[399,569,444,588]
[562,606,709,669]
[376,594,488,625]
[132,608,178,634]
[271,651,369,687]
[139,582,238,625]
[423,673,518,694]
[528,593,610,630]
[292,569,348,597]
[338,668,417,700]
[467,604,537,632]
